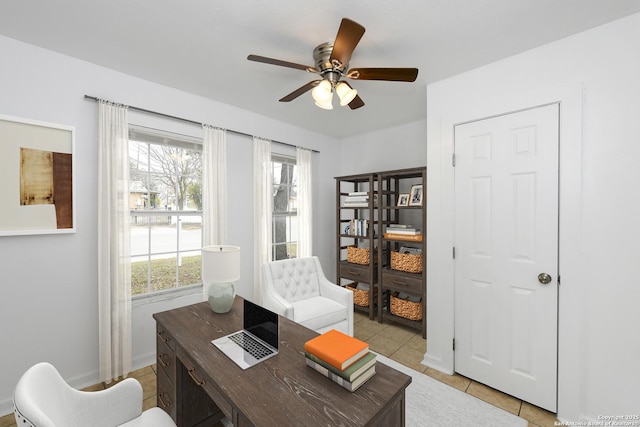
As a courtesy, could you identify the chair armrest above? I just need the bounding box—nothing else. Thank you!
[75,378,143,425]
[318,278,353,308]
[262,264,294,318]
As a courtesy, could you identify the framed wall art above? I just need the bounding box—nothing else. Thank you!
[0,114,75,236]
[408,184,423,206]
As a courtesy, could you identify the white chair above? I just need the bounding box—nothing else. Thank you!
[262,256,354,336]
[13,362,176,427]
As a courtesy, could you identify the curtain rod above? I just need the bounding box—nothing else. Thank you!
[83,95,319,153]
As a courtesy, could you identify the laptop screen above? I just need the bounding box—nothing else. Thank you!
[243,299,279,349]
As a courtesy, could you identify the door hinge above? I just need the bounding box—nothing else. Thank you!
[452,153,456,167]
[452,247,455,259]
[558,275,561,285]
[452,338,455,351]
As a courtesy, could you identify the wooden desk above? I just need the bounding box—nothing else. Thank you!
[154,297,411,427]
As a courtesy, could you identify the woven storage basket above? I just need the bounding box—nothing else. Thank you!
[390,292,423,321]
[390,251,422,273]
[347,246,377,265]
[346,284,377,307]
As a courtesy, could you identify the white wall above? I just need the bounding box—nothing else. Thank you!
[0,35,340,414]
[425,13,640,422]
[339,119,427,175]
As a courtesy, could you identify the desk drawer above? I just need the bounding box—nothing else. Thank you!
[179,349,232,420]
[381,270,423,295]
[157,366,176,421]
[157,324,176,352]
[156,332,176,385]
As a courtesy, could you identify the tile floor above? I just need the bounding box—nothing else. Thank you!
[1,311,559,427]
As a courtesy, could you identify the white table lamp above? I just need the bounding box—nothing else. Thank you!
[202,245,240,313]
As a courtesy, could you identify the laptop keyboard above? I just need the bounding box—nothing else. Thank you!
[228,331,274,360]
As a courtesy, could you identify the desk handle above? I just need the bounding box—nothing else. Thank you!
[157,331,171,343]
[392,280,408,286]
[158,392,171,408]
[188,368,206,386]
[158,353,170,367]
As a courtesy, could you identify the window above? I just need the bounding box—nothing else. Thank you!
[128,126,203,296]
[271,155,298,260]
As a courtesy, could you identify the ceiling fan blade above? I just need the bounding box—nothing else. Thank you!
[279,80,320,102]
[348,67,419,82]
[329,18,365,68]
[348,94,365,110]
[248,54,316,72]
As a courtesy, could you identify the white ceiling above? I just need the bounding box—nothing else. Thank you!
[2,1,640,138]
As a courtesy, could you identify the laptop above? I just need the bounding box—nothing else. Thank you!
[211,299,279,370]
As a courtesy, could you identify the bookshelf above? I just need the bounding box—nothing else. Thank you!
[336,167,426,337]
[335,173,378,320]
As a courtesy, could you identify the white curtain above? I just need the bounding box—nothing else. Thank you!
[253,136,272,304]
[296,147,313,258]
[202,125,228,299]
[97,101,131,383]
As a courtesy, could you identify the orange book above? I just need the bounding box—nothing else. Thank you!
[304,329,369,371]
[384,233,423,242]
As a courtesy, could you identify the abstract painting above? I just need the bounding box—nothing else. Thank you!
[0,115,75,235]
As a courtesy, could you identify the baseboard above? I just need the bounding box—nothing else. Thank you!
[421,354,454,375]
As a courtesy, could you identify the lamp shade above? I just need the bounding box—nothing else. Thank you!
[336,82,357,106]
[202,245,241,283]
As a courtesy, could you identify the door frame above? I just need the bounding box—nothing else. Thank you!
[424,82,583,417]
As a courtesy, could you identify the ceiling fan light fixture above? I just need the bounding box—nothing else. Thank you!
[311,80,332,103]
[314,95,334,110]
[336,82,357,106]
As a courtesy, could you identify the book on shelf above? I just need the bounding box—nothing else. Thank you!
[385,228,421,235]
[387,224,413,229]
[384,232,424,242]
[348,191,369,196]
[305,357,376,392]
[304,329,369,370]
[305,351,377,382]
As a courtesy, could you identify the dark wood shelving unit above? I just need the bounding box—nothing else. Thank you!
[335,173,378,320]
[336,167,426,337]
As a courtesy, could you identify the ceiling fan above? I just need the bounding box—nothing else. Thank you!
[247,18,419,110]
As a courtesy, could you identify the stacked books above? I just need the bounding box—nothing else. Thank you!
[384,224,423,241]
[343,191,377,208]
[304,329,376,392]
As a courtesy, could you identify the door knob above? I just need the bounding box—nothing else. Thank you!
[538,273,552,284]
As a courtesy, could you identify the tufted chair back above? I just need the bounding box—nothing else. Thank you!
[266,257,321,302]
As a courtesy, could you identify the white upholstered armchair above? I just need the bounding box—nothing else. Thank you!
[13,362,176,427]
[262,256,354,336]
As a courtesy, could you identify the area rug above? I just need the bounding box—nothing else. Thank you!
[376,354,527,427]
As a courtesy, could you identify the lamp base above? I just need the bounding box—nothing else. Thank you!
[208,282,235,313]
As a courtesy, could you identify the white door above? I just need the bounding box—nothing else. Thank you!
[453,104,559,412]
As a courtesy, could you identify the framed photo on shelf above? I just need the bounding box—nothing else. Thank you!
[0,114,75,236]
[397,193,409,207]
[409,184,423,206]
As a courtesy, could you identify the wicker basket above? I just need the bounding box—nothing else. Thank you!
[390,292,423,321]
[346,284,377,307]
[390,251,422,273]
[347,246,377,265]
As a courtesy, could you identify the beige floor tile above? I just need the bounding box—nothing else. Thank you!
[519,402,559,427]
[81,382,106,391]
[367,333,404,356]
[388,346,428,373]
[423,367,472,392]
[0,413,17,427]
[466,381,522,415]
[376,324,418,345]
[404,334,427,352]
